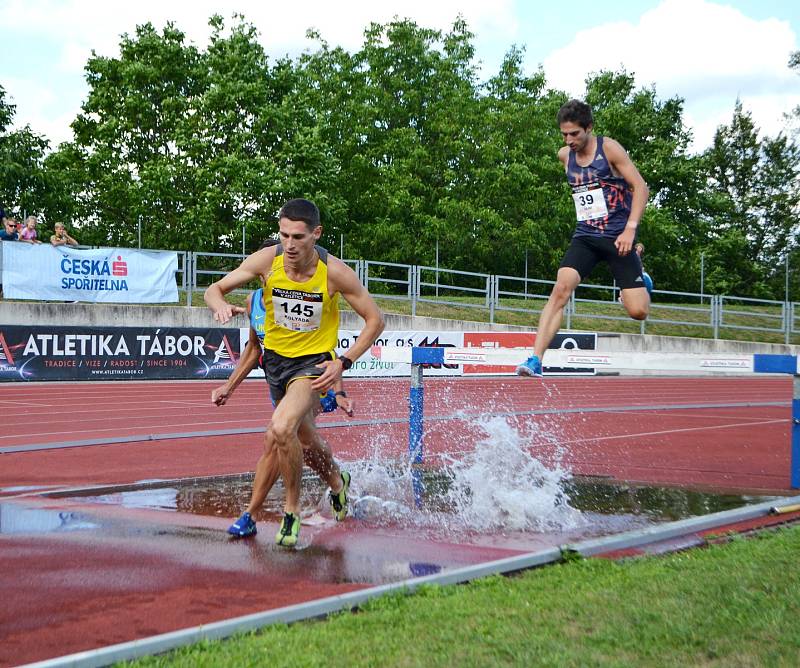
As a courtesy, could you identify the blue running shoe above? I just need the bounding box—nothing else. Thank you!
[642,271,654,296]
[515,354,542,377]
[228,511,257,538]
[319,389,338,413]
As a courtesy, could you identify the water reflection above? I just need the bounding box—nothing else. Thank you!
[0,504,98,534]
[60,471,780,530]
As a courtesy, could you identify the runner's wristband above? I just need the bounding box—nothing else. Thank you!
[335,391,347,398]
[339,356,353,370]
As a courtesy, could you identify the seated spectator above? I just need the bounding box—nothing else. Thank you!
[0,217,20,241]
[50,222,78,246]
[19,216,43,244]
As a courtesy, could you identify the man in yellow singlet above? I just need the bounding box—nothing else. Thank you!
[205,198,385,547]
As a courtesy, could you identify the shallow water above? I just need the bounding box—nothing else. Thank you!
[44,407,781,544]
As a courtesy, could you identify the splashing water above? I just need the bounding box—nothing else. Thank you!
[348,413,584,536]
[441,415,583,532]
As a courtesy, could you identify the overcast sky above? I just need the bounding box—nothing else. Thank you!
[1,0,798,153]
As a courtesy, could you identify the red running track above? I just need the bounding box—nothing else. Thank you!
[0,375,794,665]
[0,376,792,492]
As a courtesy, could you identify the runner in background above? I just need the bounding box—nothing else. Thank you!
[517,99,650,377]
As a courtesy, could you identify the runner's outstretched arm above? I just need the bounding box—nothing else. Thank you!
[204,246,276,324]
[212,322,258,406]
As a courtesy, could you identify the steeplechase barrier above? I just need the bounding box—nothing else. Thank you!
[370,347,800,490]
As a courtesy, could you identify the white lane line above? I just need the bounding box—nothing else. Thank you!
[559,418,786,445]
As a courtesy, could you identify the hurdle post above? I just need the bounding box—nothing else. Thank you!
[408,347,447,506]
[409,362,424,462]
[753,354,800,489]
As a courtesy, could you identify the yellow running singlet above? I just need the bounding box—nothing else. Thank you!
[263,245,340,357]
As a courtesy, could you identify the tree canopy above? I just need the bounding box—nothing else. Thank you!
[2,16,798,300]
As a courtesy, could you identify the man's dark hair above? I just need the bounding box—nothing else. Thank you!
[557,99,593,129]
[279,198,320,229]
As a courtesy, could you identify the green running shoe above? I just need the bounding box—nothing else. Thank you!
[275,512,300,547]
[329,471,351,521]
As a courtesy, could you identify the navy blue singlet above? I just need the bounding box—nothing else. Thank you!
[567,136,633,238]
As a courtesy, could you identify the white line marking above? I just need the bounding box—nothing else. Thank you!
[559,419,786,445]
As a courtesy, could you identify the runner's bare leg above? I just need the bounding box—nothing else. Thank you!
[270,378,316,515]
[533,267,582,360]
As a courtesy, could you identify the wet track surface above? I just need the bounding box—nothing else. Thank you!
[0,375,794,665]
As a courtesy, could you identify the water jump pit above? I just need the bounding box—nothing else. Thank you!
[3,406,799,667]
[36,471,783,547]
[9,412,788,578]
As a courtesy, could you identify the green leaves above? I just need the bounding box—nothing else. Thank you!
[3,16,797,302]
[0,85,54,220]
[703,101,800,297]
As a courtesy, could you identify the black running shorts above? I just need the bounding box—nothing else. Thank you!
[560,234,645,289]
[263,349,332,404]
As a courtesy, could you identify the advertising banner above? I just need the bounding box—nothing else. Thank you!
[338,330,464,377]
[0,325,597,382]
[240,329,465,379]
[1,243,178,303]
[461,331,597,375]
[0,326,240,381]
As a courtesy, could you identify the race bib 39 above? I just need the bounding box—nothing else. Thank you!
[572,183,608,222]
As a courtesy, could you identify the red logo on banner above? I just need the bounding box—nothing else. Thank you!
[112,256,128,276]
[0,331,15,365]
[461,332,535,374]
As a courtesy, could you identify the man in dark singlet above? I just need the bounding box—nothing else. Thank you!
[517,99,650,376]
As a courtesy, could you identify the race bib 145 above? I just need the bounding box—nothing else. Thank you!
[272,288,323,332]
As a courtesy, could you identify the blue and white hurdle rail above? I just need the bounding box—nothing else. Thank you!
[370,346,800,490]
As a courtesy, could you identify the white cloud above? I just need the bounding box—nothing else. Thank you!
[1,0,515,141]
[2,76,78,146]
[3,0,797,151]
[542,0,800,149]
[3,0,514,72]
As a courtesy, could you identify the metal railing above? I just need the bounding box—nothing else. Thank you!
[4,240,795,343]
[364,260,414,310]
[185,253,798,343]
[188,252,364,307]
[415,265,494,322]
[718,295,789,341]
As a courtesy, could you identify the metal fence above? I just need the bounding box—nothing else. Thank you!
[4,241,793,343]
[185,252,797,343]
[188,252,364,307]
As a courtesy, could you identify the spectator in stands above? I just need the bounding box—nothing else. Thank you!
[19,216,43,244]
[50,222,78,246]
[0,217,20,241]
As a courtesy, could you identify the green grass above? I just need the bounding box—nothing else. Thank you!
[127,525,800,667]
